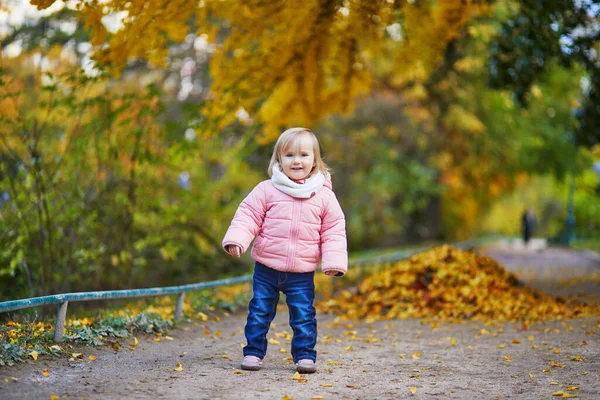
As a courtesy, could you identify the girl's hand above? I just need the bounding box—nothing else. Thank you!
[226,245,242,258]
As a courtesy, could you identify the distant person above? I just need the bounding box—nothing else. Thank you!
[222,127,347,374]
[521,208,536,245]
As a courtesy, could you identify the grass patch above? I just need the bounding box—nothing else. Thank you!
[0,284,252,367]
[571,237,600,253]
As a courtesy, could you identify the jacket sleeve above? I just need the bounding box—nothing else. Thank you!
[222,183,267,254]
[320,192,348,276]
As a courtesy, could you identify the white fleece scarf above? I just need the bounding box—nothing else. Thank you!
[271,163,326,199]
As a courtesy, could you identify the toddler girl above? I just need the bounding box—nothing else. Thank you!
[222,127,347,374]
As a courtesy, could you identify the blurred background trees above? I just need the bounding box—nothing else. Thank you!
[0,0,598,300]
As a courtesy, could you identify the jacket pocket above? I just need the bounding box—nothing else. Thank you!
[254,235,268,256]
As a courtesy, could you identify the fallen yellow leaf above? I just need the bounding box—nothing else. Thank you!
[346,384,357,388]
[527,335,534,341]
[570,355,583,361]
[72,353,83,359]
[497,344,506,349]
[550,382,560,385]
[552,391,578,398]
[553,348,561,355]
[88,355,96,361]
[531,344,539,349]
[512,339,522,344]
[411,351,420,360]
[197,312,208,321]
[312,396,324,400]
[269,338,280,345]
[233,370,244,374]
[174,362,183,372]
[50,395,60,400]
[165,336,174,341]
[528,373,534,379]
[320,383,333,387]
[504,355,512,362]
[293,375,308,383]
[42,368,50,377]
[410,387,417,394]
[128,337,139,347]
[451,337,456,346]
[29,350,38,361]
[566,386,580,392]
[345,345,353,351]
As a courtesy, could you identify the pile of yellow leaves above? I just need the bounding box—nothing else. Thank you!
[318,245,600,322]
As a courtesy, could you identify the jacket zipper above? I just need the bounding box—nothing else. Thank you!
[287,198,302,272]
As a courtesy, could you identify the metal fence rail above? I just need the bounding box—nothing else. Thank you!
[0,275,253,342]
[0,239,484,343]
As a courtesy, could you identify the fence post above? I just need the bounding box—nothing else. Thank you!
[54,301,68,343]
[174,292,185,321]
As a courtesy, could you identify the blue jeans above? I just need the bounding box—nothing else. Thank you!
[243,262,317,363]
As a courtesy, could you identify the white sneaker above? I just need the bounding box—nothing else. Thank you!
[296,359,316,373]
[241,355,262,371]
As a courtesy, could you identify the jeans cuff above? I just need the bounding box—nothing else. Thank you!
[243,351,265,359]
[293,356,316,363]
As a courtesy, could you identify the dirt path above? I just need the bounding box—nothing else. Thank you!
[481,246,600,301]
[1,246,599,400]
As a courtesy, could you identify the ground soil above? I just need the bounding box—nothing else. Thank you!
[1,245,599,400]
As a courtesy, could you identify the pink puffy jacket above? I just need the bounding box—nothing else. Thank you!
[222,177,347,276]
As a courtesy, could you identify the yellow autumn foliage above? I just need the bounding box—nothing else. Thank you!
[29,0,490,141]
[318,245,600,322]
[444,105,486,135]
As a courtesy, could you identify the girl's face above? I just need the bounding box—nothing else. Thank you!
[280,135,316,181]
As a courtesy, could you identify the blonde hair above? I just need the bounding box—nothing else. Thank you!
[268,127,329,178]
